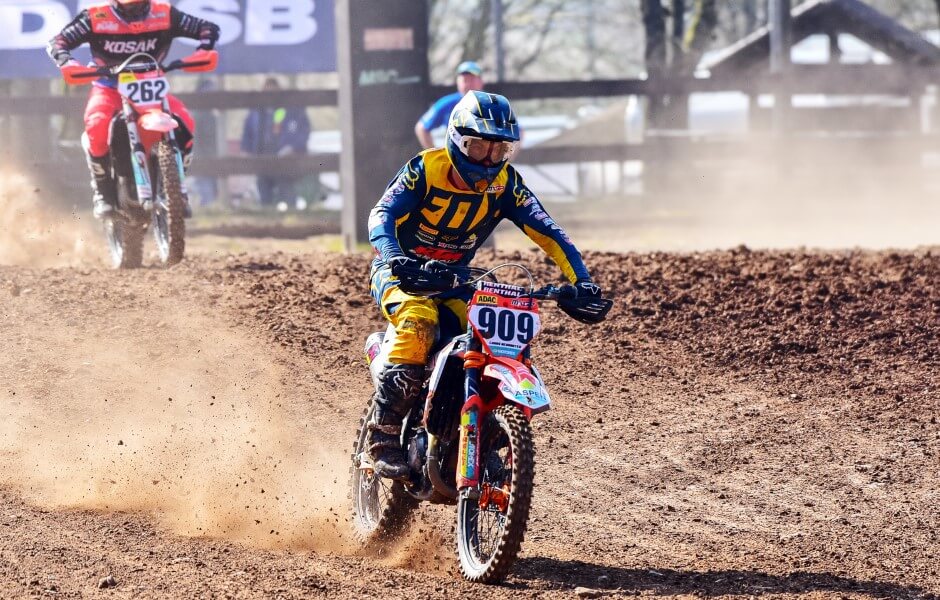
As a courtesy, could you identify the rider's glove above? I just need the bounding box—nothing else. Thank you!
[559,278,602,299]
[421,260,452,278]
[387,255,420,278]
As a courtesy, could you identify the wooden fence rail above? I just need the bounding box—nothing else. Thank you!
[2,66,938,179]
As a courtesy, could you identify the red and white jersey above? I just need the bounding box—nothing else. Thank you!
[48,2,219,68]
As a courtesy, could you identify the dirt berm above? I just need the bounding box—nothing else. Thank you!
[0,247,937,599]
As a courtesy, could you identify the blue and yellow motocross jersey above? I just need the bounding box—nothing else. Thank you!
[368,148,591,283]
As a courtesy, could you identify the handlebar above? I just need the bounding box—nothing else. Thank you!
[395,261,613,324]
[62,51,218,85]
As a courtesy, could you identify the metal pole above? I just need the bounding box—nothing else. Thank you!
[493,0,505,81]
[769,0,792,75]
[586,2,597,78]
[769,0,791,133]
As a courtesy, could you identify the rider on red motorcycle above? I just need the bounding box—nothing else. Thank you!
[367,91,603,480]
[47,0,220,219]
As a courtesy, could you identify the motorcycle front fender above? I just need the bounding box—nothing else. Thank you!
[482,356,552,415]
[138,110,178,133]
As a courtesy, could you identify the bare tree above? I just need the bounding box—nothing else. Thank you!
[641,0,668,77]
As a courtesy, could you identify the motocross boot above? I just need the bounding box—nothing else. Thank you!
[84,151,118,220]
[368,363,424,481]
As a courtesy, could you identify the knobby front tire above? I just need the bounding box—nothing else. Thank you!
[153,140,185,266]
[456,404,535,584]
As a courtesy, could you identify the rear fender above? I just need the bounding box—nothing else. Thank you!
[367,324,397,390]
[483,356,551,415]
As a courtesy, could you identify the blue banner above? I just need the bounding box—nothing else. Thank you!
[0,0,336,79]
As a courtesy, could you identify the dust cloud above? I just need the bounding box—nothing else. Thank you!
[509,134,940,253]
[0,290,355,552]
[0,170,98,267]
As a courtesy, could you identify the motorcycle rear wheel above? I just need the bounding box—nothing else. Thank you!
[456,404,535,584]
[104,216,143,269]
[349,397,418,548]
[152,140,185,266]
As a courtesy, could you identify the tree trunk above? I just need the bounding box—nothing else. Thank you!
[682,0,718,74]
[461,0,491,66]
[641,0,667,78]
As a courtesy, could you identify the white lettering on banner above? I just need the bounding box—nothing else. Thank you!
[0,1,69,50]
[1,0,321,50]
[175,0,243,46]
[244,0,316,45]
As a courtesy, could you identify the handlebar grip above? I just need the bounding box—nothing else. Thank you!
[62,67,108,85]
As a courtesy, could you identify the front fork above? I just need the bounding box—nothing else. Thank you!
[456,360,485,490]
[123,98,188,210]
[124,100,153,207]
[457,343,536,491]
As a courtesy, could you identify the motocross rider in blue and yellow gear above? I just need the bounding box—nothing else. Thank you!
[367,91,602,480]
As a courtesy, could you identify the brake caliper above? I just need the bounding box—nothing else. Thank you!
[479,483,510,512]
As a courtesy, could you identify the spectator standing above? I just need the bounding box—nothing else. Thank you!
[240,77,311,207]
[414,61,484,149]
[189,76,220,207]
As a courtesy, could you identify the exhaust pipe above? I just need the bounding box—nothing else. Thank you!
[426,433,457,500]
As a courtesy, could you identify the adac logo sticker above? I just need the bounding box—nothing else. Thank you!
[475,294,498,305]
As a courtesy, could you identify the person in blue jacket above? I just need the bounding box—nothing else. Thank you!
[240,77,311,207]
[367,91,603,480]
[414,61,484,149]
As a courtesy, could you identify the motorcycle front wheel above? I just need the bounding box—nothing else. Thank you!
[349,397,418,549]
[456,403,535,584]
[151,139,185,266]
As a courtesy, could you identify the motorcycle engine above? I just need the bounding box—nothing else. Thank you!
[407,428,428,473]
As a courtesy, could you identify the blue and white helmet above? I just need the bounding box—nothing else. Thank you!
[446,91,520,192]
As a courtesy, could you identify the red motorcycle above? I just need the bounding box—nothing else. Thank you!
[351,263,611,583]
[63,51,217,268]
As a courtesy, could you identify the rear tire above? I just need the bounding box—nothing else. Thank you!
[152,140,185,266]
[456,404,535,584]
[104,216,143,270]
[349,397,418,549]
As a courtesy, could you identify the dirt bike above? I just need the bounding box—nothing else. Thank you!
[351,262,612,583]
[63,51,217,268]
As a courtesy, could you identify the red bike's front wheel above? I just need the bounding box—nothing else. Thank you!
[152,139,185,266]
[455,404,535,583]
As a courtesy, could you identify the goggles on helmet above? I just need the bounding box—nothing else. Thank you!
[453,134,518,167]
[114,0,150,19]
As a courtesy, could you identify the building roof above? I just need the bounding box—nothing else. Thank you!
[704,0,940,74]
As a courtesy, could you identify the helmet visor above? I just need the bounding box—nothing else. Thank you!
[459,136,517,166]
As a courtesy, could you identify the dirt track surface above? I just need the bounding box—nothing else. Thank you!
[1,246,938,599]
